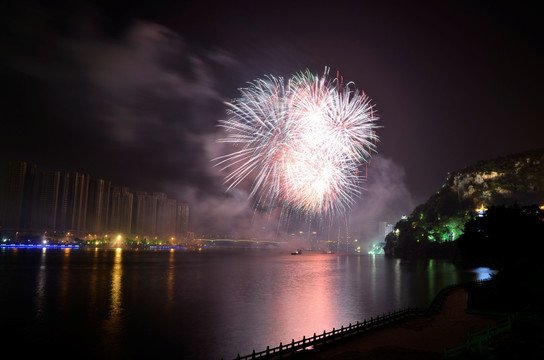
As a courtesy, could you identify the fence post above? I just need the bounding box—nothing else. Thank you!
[323,330,326,345]
[236,354,240,360]
[252,349,255,359]
[266,346,269,355]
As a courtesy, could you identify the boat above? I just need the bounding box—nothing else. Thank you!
[291,249,302,255]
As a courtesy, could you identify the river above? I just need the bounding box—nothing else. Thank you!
[0,247,493,359]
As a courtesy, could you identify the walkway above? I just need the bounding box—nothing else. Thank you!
[294,288,506,359]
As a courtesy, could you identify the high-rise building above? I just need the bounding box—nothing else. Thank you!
[0,161,37,229]
[175,202,189,240]
[109,186,133,235]
[34,170,61,231]
[378,221,394,239]
[166,198,177,238]
[156,197,177,240]
[132,191,159,237]
[56,171,89,235]
[86,178,111,234]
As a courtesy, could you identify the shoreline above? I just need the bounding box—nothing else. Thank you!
[234,284,508,360]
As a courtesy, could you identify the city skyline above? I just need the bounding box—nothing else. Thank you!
[0,160,189,243]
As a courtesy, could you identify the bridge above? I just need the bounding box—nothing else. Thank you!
[195,238,281,248]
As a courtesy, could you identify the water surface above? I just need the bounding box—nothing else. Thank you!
[0,248,491,359]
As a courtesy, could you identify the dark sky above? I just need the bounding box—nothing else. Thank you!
[2,0,543,237]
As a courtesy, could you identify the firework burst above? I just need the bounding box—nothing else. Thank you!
[215,68,379,220]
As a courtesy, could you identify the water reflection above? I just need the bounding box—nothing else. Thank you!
[167,249,176,307]
[35,248,47,318]
[272,255,336,344]
[1,249,492,360]
[109,248,123,318]
[393,258,401,308]
[88,248,100,311]
[371,254,376,299]
[59,248,71,310]
[472,267,496,281]
[428,259,435,299]
[101,248,125,353]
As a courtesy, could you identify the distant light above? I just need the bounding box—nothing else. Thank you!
[475,203,488,217]
[0,244,80,249]
[473,267,496,281]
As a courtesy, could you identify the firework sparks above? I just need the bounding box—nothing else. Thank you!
[215,68,379,219]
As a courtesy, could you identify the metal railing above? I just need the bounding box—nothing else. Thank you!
[231,308,424,360]
[443,314,516,358]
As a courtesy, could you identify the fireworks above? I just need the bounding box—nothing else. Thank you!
[215,68,379,219]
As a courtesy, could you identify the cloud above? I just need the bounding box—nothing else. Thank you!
[75,21,220,143]
[2,3,235,193]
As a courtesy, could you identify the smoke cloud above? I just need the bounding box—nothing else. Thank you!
[349,155,416,248]
[3,4,416,246]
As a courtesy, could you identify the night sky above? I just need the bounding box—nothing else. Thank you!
[2,0,543,238]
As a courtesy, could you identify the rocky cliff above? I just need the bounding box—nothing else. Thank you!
[447,148,544,207]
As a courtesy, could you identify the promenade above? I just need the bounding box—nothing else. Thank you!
[293,287,506,360]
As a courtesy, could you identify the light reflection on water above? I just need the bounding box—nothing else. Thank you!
[0,248,491,360]
[472,267,496,281]
[109,248,123,318]
[35,248,47,318]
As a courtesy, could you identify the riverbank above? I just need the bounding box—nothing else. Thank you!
[291,287,505,359]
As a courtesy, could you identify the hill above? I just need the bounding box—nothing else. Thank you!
[384,148,544,259]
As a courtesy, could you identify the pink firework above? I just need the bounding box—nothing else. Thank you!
[215,68,379,219]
